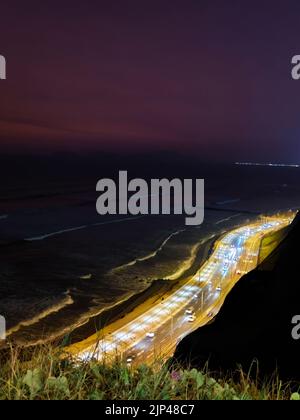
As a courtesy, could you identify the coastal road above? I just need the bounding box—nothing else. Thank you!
[67,214,294,365]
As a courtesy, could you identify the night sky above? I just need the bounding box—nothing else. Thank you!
[1,1,300,162]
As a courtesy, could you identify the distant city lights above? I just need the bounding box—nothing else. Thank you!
[235,162,300,168]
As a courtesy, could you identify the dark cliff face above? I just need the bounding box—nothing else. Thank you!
[174,213,300,381]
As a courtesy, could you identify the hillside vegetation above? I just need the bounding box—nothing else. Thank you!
[0,346,299,400]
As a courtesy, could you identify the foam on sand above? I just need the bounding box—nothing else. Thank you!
[112,229,185,273]
[5,292,74,337]
[25,216,145,241]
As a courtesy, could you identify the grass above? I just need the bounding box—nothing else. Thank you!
[0,345,299,400]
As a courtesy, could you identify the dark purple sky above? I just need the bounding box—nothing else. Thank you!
[1,0,300,162]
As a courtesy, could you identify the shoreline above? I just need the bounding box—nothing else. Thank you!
[66,213,295,362]
[66,234,217,344]
[1,212,256,350]
[0,231,217,351]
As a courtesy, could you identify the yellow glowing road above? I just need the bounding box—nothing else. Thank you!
[66,214,295,365]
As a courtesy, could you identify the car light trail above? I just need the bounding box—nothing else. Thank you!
[66,213,296,364]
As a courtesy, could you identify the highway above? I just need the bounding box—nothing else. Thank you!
[67,214,295,365]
